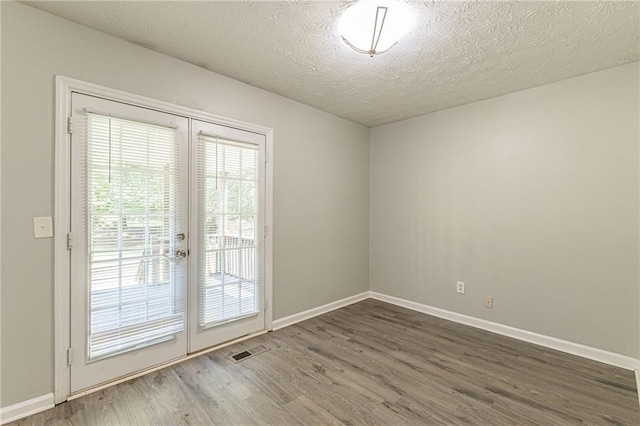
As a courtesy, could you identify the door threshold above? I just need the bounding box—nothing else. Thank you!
[67,330,267,402]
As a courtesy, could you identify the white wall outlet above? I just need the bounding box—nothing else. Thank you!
[456,281,465,294]
[33,216,54,239]
[484,296,494,309]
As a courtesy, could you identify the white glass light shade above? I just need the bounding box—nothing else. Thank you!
[339,0,415,56]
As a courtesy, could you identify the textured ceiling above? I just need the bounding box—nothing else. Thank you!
[25,1,640,127]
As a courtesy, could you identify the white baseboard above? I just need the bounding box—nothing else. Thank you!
[272,291,370,330]
[635,368,640,408]
[369,292,640,372]
[0,393,54,425]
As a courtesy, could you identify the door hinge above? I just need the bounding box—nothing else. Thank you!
[264,225,268,239]
[67,232,74,250]
[67,117,73,134]
[67,348,73,366]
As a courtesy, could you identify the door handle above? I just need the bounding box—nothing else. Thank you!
[164,249,188,262]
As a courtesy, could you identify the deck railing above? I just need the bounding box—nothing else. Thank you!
[206,234,256,280]
[92,229,257,287]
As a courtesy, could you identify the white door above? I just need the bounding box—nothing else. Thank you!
[69,93,189,392]
[68,92,268,393]
[189,120,266,352]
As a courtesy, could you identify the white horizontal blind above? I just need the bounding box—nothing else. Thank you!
[81,112,184,360]
[197,134,261,328]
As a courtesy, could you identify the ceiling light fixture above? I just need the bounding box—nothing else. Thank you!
[339,0,415,57]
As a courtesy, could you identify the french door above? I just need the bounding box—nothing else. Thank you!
[189,120,265,352]
[69,93,266,393]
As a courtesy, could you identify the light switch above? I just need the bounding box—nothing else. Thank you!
[33,216,54,239]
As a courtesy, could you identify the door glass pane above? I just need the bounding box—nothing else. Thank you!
[84,113,184,360]
[198,136,260,327]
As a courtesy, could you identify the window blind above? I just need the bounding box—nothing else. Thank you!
[81,112,185,360]
[197,133,261,328]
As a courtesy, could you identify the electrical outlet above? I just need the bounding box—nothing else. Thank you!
[484,296,493,309]
[456,281,465,294]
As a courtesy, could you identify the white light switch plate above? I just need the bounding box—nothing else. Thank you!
[33,216,54,238]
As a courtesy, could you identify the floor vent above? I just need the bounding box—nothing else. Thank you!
[231,344,270,362]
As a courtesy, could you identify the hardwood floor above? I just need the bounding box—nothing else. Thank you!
[10,299,639,425]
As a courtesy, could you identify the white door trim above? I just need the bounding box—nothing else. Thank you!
[54,76,274,404]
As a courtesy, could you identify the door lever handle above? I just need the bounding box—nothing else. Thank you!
[164,249,188,262]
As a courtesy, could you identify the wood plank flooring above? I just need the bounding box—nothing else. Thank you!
[10,299,639,425]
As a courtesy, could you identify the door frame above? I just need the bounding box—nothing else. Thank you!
[54,76,273,404]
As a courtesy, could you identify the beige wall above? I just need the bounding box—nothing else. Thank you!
[370,62,639,358]
[0,2,370,406]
